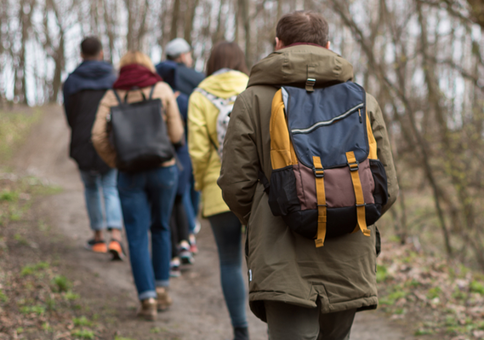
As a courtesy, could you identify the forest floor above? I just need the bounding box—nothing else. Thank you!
[1,106,481,340]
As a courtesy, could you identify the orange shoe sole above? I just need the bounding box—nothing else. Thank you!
[108,241,125,261]
[91,243,108,253]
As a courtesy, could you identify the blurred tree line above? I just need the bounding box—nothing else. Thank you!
[1,0,484,269]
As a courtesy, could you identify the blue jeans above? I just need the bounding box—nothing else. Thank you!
[79,169,123,231]
[117,166,178,301]
[208,212,248,328]
[182,186,196,234]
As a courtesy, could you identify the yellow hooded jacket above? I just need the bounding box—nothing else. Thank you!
[188,70,249,217]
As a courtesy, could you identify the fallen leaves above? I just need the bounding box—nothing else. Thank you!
[377,240,484,339]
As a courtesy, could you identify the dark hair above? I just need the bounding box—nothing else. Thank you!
[205,41,249,77]
[276,11,329,47]
[81,36,103,57]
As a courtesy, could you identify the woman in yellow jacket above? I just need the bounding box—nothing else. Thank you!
[188,41,250,340]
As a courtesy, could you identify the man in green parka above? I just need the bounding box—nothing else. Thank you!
[218,10,398,340]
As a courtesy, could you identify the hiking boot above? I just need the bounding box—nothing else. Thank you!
[85,239,107,253]
[233,327,249,340]
[137,297,157,321]
[156,287,172,311]
[108,239,126,261]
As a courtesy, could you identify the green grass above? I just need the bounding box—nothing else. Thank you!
[71,329,95,339]
[470,280,484,295]
[0,289,7,303]
[20,305,46,315]
[65,291,80,301]
[73,316,92,327]
[427,287,442,300]
[0,109,41,161]
[51,275,72,292]
[376,264,390,283]
[21,261,50,276]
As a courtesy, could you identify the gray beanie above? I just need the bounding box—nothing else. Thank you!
[165,38,191,58]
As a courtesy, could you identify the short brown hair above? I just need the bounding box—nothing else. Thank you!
[81,36,102,57]
[276,11,329,47]
[118,51,156,72]
[205,41,249,77]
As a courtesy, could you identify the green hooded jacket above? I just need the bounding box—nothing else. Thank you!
[218,45,399,322]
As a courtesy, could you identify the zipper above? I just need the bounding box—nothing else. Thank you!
[358,108,362,123]
[291,103,364,135]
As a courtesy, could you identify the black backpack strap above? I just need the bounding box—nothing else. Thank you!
[123,87,147,103]
[258,170,270,193]
[149,84,156,100]
[113,90,123,105]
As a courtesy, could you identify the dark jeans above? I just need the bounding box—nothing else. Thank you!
[117,166,178,300]
[170,195,190,258]
[208,212,248,328]
[265,301,356,340]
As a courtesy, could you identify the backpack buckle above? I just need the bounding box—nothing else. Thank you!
[313,168,325,178]
[348,161,359,171]
[306,78,316,92]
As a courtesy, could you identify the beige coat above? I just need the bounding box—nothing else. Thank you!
[92,82,184,168]
[218,45,399,321]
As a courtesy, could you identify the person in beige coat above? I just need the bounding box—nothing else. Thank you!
[91,51,184,321]
[218,11,398,340]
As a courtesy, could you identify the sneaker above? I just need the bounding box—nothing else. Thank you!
[179,249,194,265]
[170,264,181,278]
[188,234,198,255]
[193,220,201,234]
[85,239,107,253]
[137,297,157,321]
[156,287,172,311]
[108,239,126,261]
[189,243,198,255]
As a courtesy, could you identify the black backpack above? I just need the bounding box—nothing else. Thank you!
[107,85,174,173]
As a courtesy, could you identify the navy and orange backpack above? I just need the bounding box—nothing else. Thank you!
[261,82,389,247]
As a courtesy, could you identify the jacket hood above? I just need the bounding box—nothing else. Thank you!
[248,45,354,89]
[198,70,249,98]
[63,60,116,107]
[72,60,115,80]
[155,60,178,89]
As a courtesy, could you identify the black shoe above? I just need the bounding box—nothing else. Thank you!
[234,327,249,340]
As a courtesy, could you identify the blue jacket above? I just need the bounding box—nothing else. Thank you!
[155,60,204,97]
[156,61,195,195]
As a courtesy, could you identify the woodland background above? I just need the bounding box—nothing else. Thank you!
[1,0,484,270]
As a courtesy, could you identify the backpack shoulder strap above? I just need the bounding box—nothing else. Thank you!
[113,90,123,105]
[195,88,237,111]
[149,84,156,100]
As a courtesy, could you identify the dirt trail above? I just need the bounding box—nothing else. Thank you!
[13,106,418,340]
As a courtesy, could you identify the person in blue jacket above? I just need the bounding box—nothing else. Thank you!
[63,36,124,260]
[156,60,197,275]
[156,38,205,256]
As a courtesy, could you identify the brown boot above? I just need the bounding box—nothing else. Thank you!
[137,297,157,321]
[156,287,173,311]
